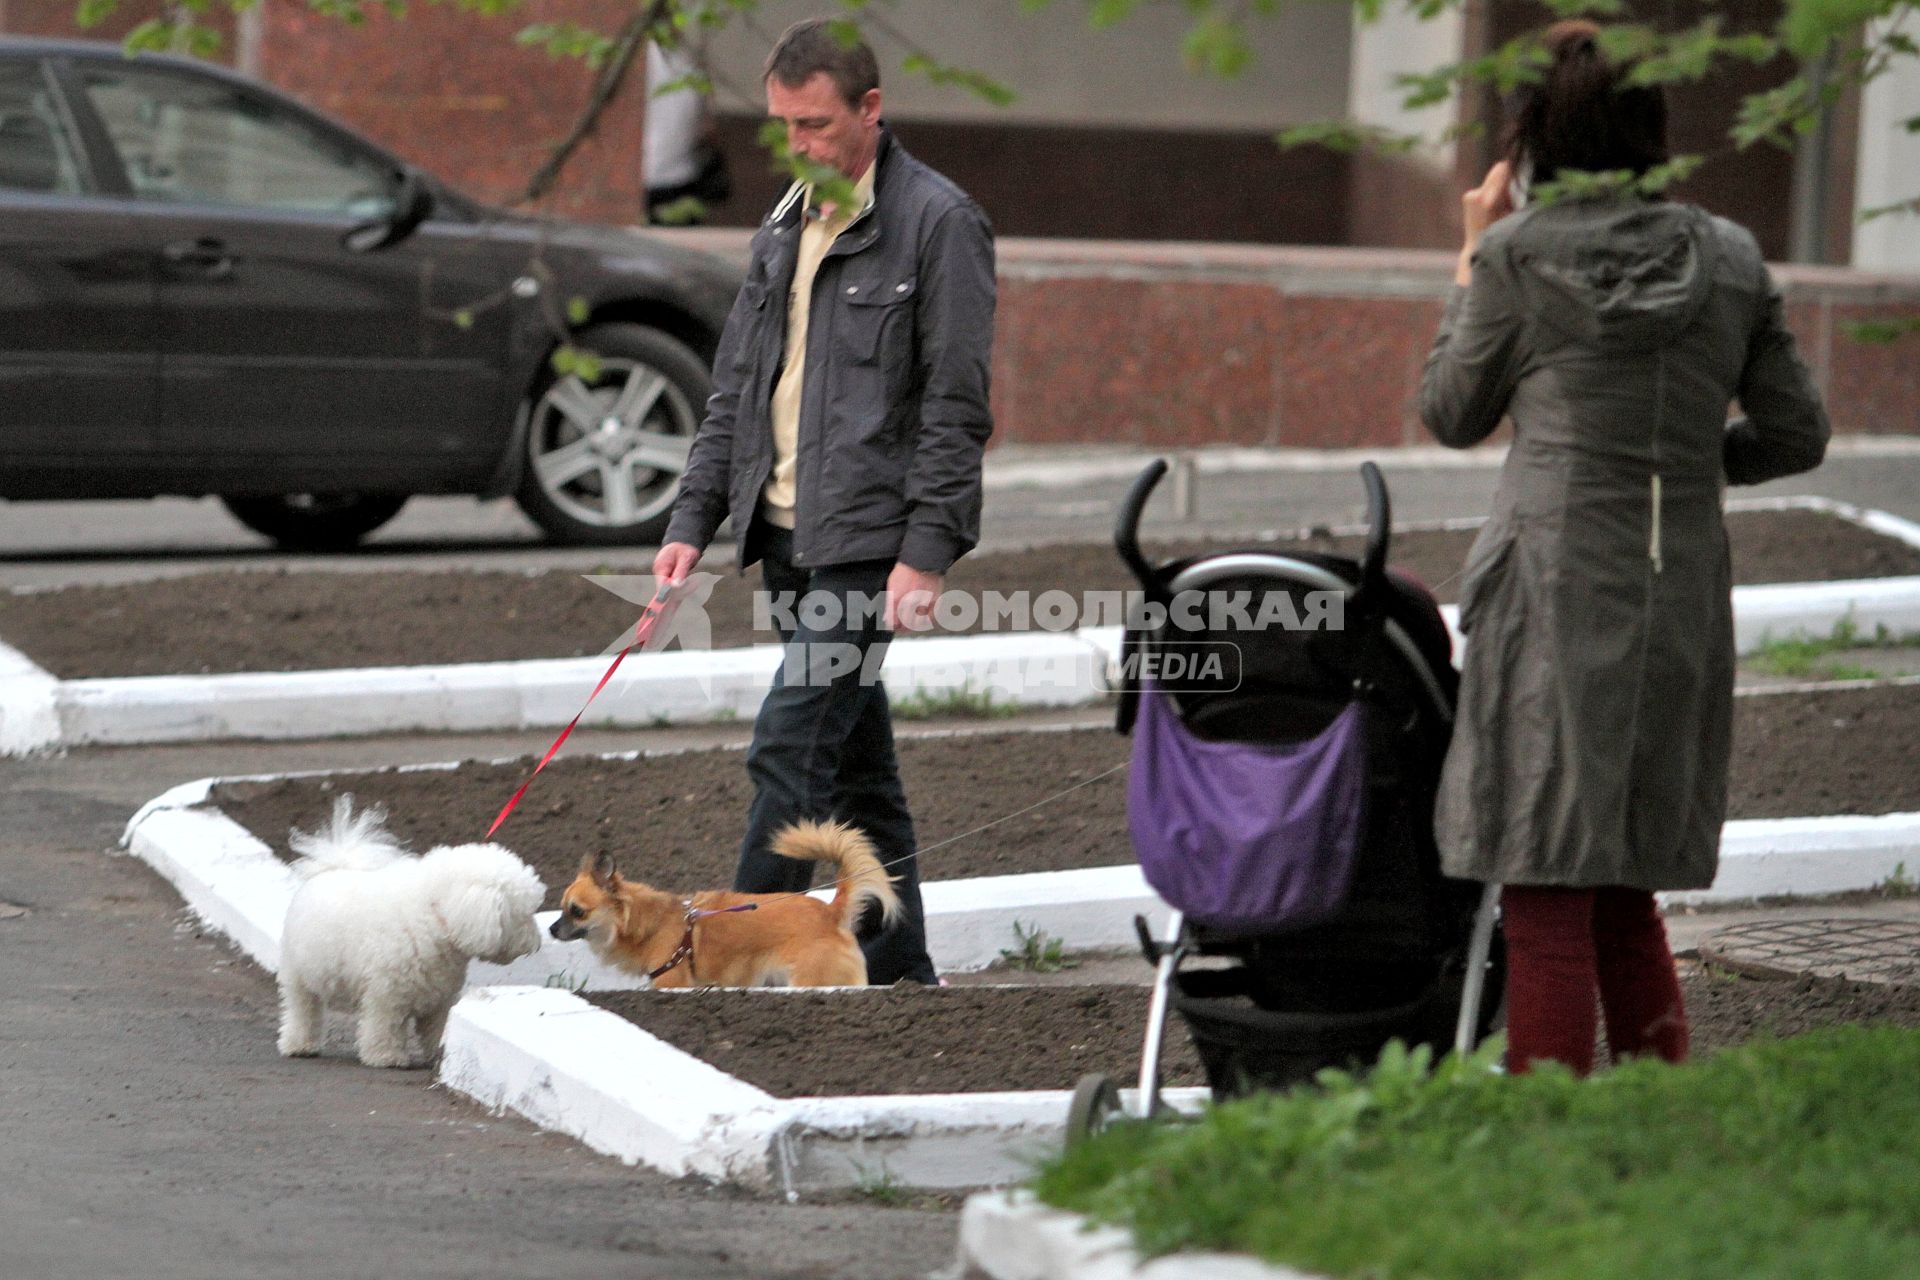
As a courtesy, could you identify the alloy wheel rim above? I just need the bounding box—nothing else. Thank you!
[528,356,696,529]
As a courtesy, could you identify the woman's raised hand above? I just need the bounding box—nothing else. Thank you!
[1456,160,1516,285]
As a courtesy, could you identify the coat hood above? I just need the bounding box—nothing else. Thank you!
[1499,200,1716,354]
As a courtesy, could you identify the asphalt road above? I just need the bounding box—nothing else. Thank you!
[3,441,1917,1278]
[0,729,972,1280]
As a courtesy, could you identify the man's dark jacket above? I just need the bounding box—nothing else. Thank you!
[662,130,996,574]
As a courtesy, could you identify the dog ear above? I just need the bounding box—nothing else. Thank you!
[581,850,616,888]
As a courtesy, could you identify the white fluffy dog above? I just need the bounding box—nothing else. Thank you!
[277,798,545,1068]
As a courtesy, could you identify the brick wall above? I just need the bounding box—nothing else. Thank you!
[662,229,1920,448]
[256,3,646,224]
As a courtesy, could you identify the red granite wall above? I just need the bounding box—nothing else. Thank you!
[670,230,1920,449]
[256,3,646,224]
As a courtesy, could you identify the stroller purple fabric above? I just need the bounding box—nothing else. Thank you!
[1127,681,1369,932]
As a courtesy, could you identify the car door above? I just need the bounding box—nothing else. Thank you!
[0,53,157,489]
[64,55,510,487]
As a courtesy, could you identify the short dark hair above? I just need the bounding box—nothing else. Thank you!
[1503,20,1669,185]
[765,17,880,108]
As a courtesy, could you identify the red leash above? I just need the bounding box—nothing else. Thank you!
[486,581,677,839]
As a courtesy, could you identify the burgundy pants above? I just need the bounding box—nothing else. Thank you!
[1500,884,1690,1076]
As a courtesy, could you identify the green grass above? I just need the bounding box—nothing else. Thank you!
[1032,1028,1920,1279]
[997,920,1080,973]
[1746,617,1920,681]
[889,682,1022,721]
[850,1160,906,1206]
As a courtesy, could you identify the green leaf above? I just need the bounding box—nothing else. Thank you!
[122,18,223,55]
[898,53,1017,107]
[452,309,476,330]
[1732,78,1815,150]
[514,21,617,68]
[1088,0,1143,31]
[1182,15,1252,79]
[1779,0,1904,61]
[649,195,708,226]
[1528,166,1640,205]
[1539,0,1626,17]
[1845,316,1920,344]
[1276,121,1421,155]
[1858,197,1920,223]
[825,16,864,49]
[566,297,591,326]
[1633,153,1706,194]
[652,72,714,98]
[76,0,119,27]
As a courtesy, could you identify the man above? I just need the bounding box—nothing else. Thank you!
[652,18,996,985]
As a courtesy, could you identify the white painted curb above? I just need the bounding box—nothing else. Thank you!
[12,497,1920,753]
[925,865,1169,972]
[1664,812,1920,906]
[442,986,1209,1194]
[0,639,59,755]
[38,630,1107,751]
[440,986,779,1183]
[958,1190,1323,1280]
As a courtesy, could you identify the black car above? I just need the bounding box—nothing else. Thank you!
[0,38,739,548]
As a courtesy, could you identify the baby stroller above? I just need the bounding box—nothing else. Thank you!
[1066,460,1503,1139]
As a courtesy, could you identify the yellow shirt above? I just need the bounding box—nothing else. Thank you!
[761,163,877,529]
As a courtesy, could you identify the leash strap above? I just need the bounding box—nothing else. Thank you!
[648,900,759,982]
[486,582,676,840]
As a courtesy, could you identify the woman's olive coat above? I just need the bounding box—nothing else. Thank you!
[1422,199,1829,891]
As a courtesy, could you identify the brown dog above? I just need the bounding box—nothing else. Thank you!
[548,820,902,988]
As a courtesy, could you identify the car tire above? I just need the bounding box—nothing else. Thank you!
[514,323,710,546]
[220,494,408,551]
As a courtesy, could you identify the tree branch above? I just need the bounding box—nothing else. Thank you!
[514,0,671,207]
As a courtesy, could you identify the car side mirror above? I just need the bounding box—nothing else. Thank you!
[343,167,435,253]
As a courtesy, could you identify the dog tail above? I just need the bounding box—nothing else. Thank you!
[769,819,901,934]
[288,795,409,879]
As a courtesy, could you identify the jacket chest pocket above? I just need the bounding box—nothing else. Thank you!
[836,276,916,366]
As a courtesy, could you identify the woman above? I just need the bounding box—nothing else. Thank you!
[1421,20,1829,1075]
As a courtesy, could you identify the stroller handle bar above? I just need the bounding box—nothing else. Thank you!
[1115,457,1394,604]
[1114,458,1172,602]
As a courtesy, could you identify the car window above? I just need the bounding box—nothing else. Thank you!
[78,63,395,217]
[0,60,86,196]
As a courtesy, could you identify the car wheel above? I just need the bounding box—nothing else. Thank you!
[220,494,408,551]
[514,323,708,546]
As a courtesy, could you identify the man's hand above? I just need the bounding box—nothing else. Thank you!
[1456,160,1516,286]
[885,562,943,632]
[653,542,701,586]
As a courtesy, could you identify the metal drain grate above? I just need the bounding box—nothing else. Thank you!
[1698,918,1920,986]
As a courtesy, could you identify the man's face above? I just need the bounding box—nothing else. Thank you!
[766,72,881,181]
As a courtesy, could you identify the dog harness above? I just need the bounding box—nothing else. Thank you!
[648,901,759,982]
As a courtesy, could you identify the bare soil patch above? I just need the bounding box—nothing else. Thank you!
[588,984,1206,1097]
[8,508,1911,678]
[207,683,1920,913]
[574,967,1919,1098]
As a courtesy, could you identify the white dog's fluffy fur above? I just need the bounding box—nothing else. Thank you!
[277,798,545,1068]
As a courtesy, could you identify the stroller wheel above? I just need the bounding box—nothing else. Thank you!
[1065,1073,1123,1149]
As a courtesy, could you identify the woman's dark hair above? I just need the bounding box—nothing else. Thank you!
[765,17,880,107]
[1503,20,1669,185]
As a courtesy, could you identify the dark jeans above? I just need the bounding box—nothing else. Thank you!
[734,524,936,985]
